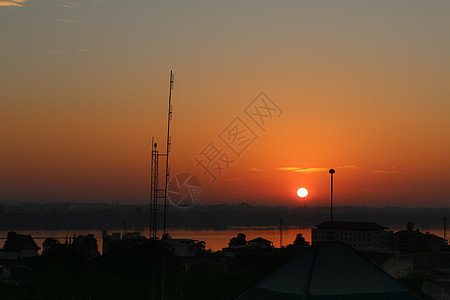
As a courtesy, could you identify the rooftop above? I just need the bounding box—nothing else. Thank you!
[237,242,419,299]
[248,237,273,244]
[3,233,40,252]
[316,221,388,231]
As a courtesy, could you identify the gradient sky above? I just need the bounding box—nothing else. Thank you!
[1,0,449,207]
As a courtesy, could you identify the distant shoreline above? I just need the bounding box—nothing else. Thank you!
[1,202,448,230]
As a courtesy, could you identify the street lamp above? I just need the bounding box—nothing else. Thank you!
[329,169,335,223]
[329,169,335,242]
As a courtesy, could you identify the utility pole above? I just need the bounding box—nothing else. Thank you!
[279,217,283,248]
[329,169,335,242]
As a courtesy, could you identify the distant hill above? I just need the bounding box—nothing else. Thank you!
[0,202,448,230]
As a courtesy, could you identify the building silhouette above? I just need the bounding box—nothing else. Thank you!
[393,227,445,252]
[312,221,393,250]
[1,231,39,258]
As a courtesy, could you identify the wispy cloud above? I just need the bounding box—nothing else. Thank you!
[0,1,24,6]
[374,167,400,174]
[57,19,78,23]
[49,49,88,54]
[277,167,301,171]
[62,2,78,8]
[294,167,328,173]
[247,168,264,172]
[278,164,398,175]
[49,49,68,54]
[340,165,359,169]
[277,165,361,173]
[277,167,328,173]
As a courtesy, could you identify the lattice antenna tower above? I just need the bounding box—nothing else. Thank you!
[163,71,174,236]
[149,137,159,300]
[149,71,174,239]
[148,72,174,300]
[150,137,159,240]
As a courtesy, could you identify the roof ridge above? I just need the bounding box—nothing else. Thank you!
[302,243,319,299]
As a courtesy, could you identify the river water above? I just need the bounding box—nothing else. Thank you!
[0,226,445,254]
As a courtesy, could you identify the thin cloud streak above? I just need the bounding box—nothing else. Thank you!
[49,49,88,54]
[340,165,359,169]
[374,168,400,174]
[277,167,328,173]
[0,1,22,6]
[277,165,400,175]
[277,167,300,171]
[247,168,264,172]
[62,2,78,8]
[49,49,68,54]
[277,165,361,173]
[294,168,328,173]
[57,19,78,23]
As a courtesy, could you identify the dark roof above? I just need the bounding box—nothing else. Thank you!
[359,250,396,266]
[424,233,446,242]
[316,221,388,231]
[237,243,420,300]
[248,237,273,244]
[3,234,40,251]
[425,278,450,290]
[393,230,421,236]
[394,230,445,241]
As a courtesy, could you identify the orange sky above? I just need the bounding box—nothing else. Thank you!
[1,1,449,207]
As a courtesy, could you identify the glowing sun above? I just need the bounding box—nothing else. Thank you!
[297,188,308,198]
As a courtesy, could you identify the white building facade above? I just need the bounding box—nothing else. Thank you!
[312,221,393,250]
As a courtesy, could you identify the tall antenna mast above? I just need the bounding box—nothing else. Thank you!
[150,138,159,241]
[148,71,175,300]
[149,137,159,299]
[163,71,174,235]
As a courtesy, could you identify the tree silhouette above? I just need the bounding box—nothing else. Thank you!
[406,222,414,231]
[229,233,247,247]
[293,233,310,247]
[42,238,61,255]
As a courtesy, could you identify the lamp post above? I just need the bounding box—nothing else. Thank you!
[329,169,335,241]
[329,169,335,222]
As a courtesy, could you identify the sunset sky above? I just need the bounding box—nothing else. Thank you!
[1,0,449,207]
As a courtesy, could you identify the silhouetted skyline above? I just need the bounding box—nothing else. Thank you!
[1,202,449,230]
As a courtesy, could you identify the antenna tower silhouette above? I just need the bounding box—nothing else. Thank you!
[150,138,159,240]
[163,70,174,235]
[149,71,174,240]
[149,71,174,300]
